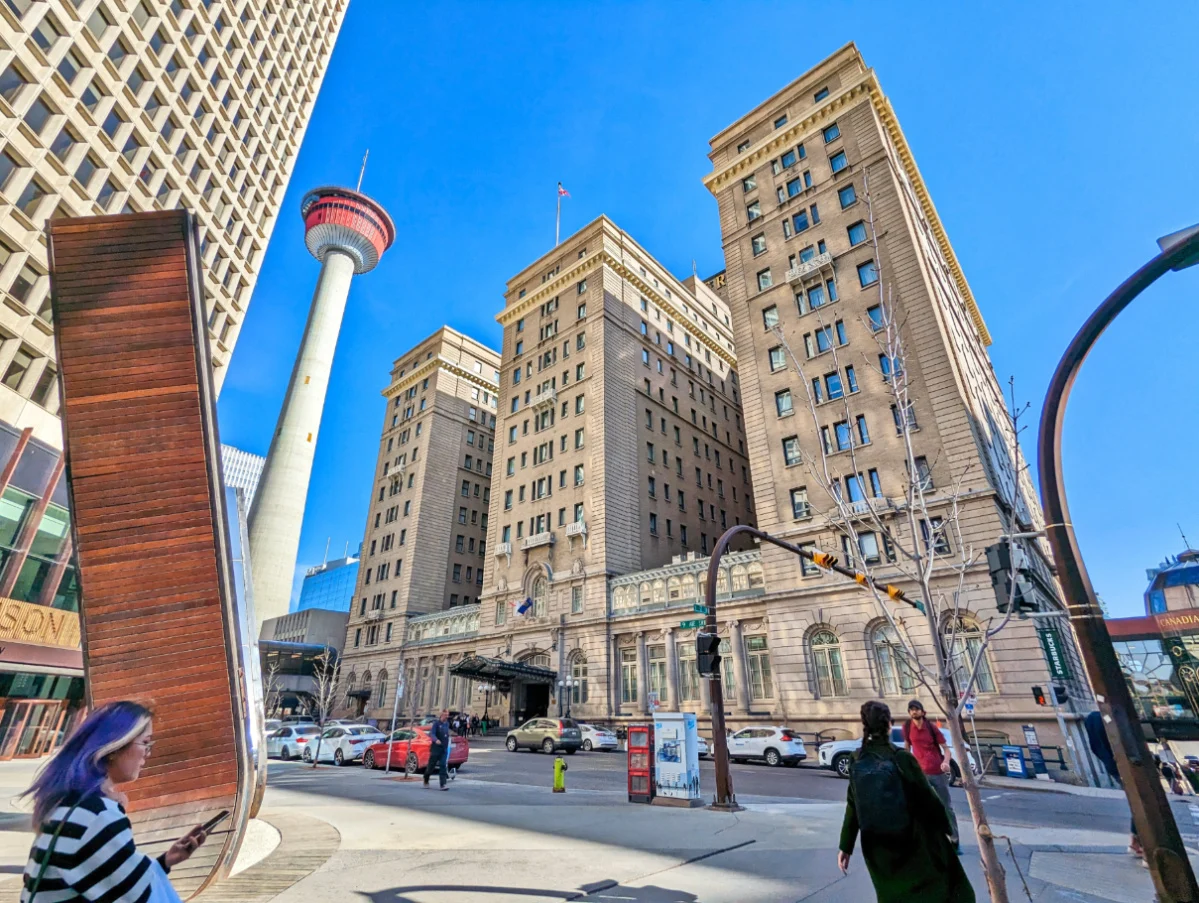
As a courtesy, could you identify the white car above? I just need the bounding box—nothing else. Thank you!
[265,719,282,734]
[579,724,619,751]
[727,726,807,766]
[817,725,978,781]
[304,724,386,765]
[266,724,320,761]
[697,735,711,759]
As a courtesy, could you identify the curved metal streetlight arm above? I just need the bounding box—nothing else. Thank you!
[1037,227,1199,903]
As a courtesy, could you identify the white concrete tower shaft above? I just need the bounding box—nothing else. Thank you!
[248,187,395,628]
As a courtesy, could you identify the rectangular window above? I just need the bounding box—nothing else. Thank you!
[823,123,841,143]
[782,436,801,466]
[808,284,826,309]
[867,304,884,330]
[751,234,766,256]
[792,210,809,232]
[830,151,848,173]
[781,148,796,167]
[835,421,851,451]
[649,512,658,535]
[775,389,793,416]
[921,517,951,555]
[803,170,813,188]
[811,377,823,404]
[762,305,779,329]
[742,174,756,192]
[845,365,858,393]
[800,542,820,576]
[838,184,857,208]
[790,487,809,519]
[746,200,761,221]
[757,268,772,291]
[914,456,934,491]
[746,636,772,700]
[816,327,832,353]
[768,347,786,371]
[847,221,868,246]
[856,415,870,445]
[825,372,843,400]
[621,648,638,704]
[571,586,583,613]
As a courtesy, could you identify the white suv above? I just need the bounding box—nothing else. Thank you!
[727,726,807,766]
[817,725,978,781]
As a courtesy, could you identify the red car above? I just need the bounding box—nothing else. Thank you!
[362,727,469,772]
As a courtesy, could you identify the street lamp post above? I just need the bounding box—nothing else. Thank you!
[558,678,577,718]
[477,682,495,722]
[1037,224,1199,903]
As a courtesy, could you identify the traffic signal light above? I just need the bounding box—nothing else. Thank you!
[986,543,1038,615]
[696,632,721,677]
[1053,684,1068,705]
[1032,685,1047,706]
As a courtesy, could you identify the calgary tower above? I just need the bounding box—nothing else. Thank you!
[248,184,395,627]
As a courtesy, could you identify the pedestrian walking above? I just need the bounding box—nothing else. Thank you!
[423,709,451,790]
[838,700,974,903]
[471,714,479,736]
[20,701,212,902]
[902,699,960,853]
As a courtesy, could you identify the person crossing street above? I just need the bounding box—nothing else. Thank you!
[423,709,451,790]
[903,699,960,854]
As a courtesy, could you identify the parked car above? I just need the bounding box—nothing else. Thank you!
[696,735,711,759]
[267,724,320,761]
[362,727,470,772]
[265,719,282,734]
[726,726,807,767]
[303,724,387,765]
[578,723,619,752]
[817,725,978,781]
[505,718,582,753]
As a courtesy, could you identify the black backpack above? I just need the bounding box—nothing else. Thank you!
[851,750,911,836]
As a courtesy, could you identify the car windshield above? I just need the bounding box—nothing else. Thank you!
[295,726,320,736]
[560,719,578,728]
[348,727,375,736]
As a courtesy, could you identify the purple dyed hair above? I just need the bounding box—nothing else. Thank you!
[25,701,152,826]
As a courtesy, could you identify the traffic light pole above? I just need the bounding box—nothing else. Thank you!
[703,525,921,811]
[1037,225,1199,903]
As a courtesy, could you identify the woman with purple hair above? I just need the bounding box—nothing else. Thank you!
[20,701,210,902]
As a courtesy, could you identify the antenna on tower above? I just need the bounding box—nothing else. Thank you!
[356,149,369,193]
[1179,523,1192,551]
[692,259,698,279]
[323,536,331,566]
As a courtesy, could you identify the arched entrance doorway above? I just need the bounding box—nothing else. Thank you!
[515,651,551,723]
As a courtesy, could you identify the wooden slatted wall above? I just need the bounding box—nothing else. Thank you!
[46,211,252,897]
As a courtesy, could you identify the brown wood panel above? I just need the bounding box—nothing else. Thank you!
[47,211,254,899]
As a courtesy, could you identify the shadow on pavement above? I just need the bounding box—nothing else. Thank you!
[359,880,698,902]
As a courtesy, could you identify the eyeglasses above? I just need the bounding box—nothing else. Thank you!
[136,739,155,752]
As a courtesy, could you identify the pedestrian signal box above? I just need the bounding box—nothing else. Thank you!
[696,632,721,677]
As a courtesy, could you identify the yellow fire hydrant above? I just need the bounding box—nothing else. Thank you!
[553,754,568,793]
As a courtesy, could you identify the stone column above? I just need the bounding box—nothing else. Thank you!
[611,635,623,714]
[636,632,649,715]
[664,628,679,711]
[441,659,453,709]
[729,620,751,713]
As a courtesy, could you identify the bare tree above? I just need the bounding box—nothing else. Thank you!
[262,659,283,721]
[308,646,341,768]
[767,169,1054,903]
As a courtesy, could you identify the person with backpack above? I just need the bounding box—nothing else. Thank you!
[903,699,960,853]
[838,700,974,903]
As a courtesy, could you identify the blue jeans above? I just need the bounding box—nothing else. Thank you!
[424,742,449,787]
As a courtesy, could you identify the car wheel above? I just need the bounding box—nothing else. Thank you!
[542,738,555,754]
[565,747,576,755]
[506,736,518,752]
[405,752,419,774]
[280,746,291,761]
[363,750,375,770]
[334,749,345,766]
[764,748,782,767]
[785,760,800,768]
[833,752,852,779]
[302,748,312,763]
[583,739,593,751]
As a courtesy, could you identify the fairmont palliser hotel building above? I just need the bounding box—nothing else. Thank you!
[336,44,1093,750]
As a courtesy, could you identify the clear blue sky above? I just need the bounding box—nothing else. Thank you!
[216,1,1199,617]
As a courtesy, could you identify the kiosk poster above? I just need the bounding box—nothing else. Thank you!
[653,713,701,800]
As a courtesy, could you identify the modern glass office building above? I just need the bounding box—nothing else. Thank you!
[296,549,359,613]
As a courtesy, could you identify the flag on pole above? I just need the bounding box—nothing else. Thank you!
[558,182,570,197]
[516,597,533,616]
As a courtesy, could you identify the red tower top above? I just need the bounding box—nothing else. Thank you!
[300,186,396,274]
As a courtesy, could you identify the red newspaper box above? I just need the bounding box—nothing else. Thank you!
[627,723,655,803]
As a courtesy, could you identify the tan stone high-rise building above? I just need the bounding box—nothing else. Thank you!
[701,42,1092,751]
[0,0,345,446]
[338,327,500,721]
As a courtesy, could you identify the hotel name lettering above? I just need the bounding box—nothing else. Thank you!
[0,598,81,649]
[1157,612,1199,633]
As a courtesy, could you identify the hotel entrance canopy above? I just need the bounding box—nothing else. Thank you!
[449,655,556,692]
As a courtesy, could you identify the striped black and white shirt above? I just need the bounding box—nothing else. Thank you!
[22,792,169,902]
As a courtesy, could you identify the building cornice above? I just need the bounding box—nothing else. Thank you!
[381,354,499,400]
[496,250,739,370]
[702,70,991,346]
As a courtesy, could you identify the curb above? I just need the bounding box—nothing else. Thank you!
[193,810,340,902]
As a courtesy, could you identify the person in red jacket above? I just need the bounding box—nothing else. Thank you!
[903,699,960,853]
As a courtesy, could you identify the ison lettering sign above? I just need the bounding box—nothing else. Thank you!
[0,598,81,649]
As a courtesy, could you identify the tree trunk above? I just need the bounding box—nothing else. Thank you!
[941,699,1009,903]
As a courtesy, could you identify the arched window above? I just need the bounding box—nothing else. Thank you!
[870,622,915,696]
[942,616,996,693]
[747,561,764,589]
[731,564,749,593]
[639,582,652,605]
[376,670,389,709]
[344,671,357,706]
[810,629,848,697]
[532,575,547,616]
[571,654,588,704]
[716,568,730,596]
[667,576,685,601]
[652,579,666,603]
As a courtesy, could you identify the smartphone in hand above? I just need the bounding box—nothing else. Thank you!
[200,810,230,833]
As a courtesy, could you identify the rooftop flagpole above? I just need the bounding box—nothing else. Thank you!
[556,182,569,246]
